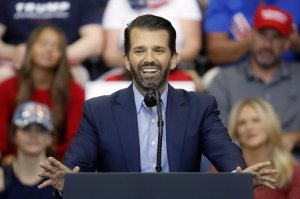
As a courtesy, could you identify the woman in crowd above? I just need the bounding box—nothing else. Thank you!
[0,102,54,198]
[0,24,84,163]
[229,97,300,198]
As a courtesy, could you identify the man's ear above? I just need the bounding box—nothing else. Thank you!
[170,53,178,70]
[123,54,131,71]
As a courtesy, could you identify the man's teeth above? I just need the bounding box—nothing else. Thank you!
[142,68,158,73]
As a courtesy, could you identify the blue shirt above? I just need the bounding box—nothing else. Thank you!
[0,0,101,44]
[204,0,300,63]
[0,165,54,199]
[133,84,169,172]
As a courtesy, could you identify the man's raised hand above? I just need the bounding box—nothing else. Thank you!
[236,161,277,189]
[38,157,80,192]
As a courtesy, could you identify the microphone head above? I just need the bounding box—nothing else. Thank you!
[144,88,157,107]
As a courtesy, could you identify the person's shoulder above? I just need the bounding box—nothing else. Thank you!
[85,86,130,107]
[183,89,212,99]
[285,62,300,73]
[69,81,84,98]
[220,63,245,74]
[171,89,221,115]
[292,163,300,175]
[0,76,19,98]
[173,88,215,104]
[289,163,300,188]
[0,76,18,88]
[283,62,300,84]
[69,81,84,93]
[211,64,245,83]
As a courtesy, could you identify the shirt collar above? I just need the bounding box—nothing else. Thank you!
[133,83,168,114]
[244,61,290,82]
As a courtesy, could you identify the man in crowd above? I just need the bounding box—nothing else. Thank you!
[208,6,300,154]
[205,0,300,65]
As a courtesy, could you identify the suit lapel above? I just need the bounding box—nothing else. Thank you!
[166,85,189,171]
[113,84,141,171]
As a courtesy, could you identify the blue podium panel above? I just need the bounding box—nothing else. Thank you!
[64,172,254,199]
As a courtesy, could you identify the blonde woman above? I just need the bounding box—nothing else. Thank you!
[229,97,300,198]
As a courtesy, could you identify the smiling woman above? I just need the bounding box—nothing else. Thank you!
[228,97,300,198]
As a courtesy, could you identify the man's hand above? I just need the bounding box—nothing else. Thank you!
[236,162,277,189]
[38,157,80,192]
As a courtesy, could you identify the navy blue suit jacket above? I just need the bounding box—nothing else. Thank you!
[64,84,246,172]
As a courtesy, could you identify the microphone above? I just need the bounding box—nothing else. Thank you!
[144,87,157,107]
[144,84,164,172]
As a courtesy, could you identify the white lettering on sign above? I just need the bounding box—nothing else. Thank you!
[14,2,71,19]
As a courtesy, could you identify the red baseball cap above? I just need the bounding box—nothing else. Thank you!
[253,5,293,36]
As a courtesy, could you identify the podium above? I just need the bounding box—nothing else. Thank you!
[63,172,254,199]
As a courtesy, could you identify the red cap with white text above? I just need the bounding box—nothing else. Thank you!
[253,5,293,37]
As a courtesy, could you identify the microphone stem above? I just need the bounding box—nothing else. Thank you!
[155,87,164,172]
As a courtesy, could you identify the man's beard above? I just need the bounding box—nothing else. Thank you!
[130,61,171,91]
[253,49,281,70]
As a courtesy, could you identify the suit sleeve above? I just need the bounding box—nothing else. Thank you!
[199,96,246,171]
[63,100,99,172]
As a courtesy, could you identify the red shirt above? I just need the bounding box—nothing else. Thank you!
[254,164,300,199]
[210,164,300,199]
[0,77,84,160]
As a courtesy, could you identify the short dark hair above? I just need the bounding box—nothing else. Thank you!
[124,14,177,56]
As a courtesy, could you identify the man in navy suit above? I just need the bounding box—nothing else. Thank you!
[38,14,276,192]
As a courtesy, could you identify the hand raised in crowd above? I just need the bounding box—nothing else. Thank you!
[236,162,277,189]
[38,157,80,192]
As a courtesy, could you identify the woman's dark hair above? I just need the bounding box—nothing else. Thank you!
[16,23,72,145]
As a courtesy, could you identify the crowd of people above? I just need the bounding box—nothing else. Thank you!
[0,0,299,198]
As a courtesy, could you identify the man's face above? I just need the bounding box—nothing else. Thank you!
[124,28,177,94]
[251,28,289,69]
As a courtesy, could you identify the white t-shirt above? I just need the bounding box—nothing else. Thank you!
[103,0,202,51]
